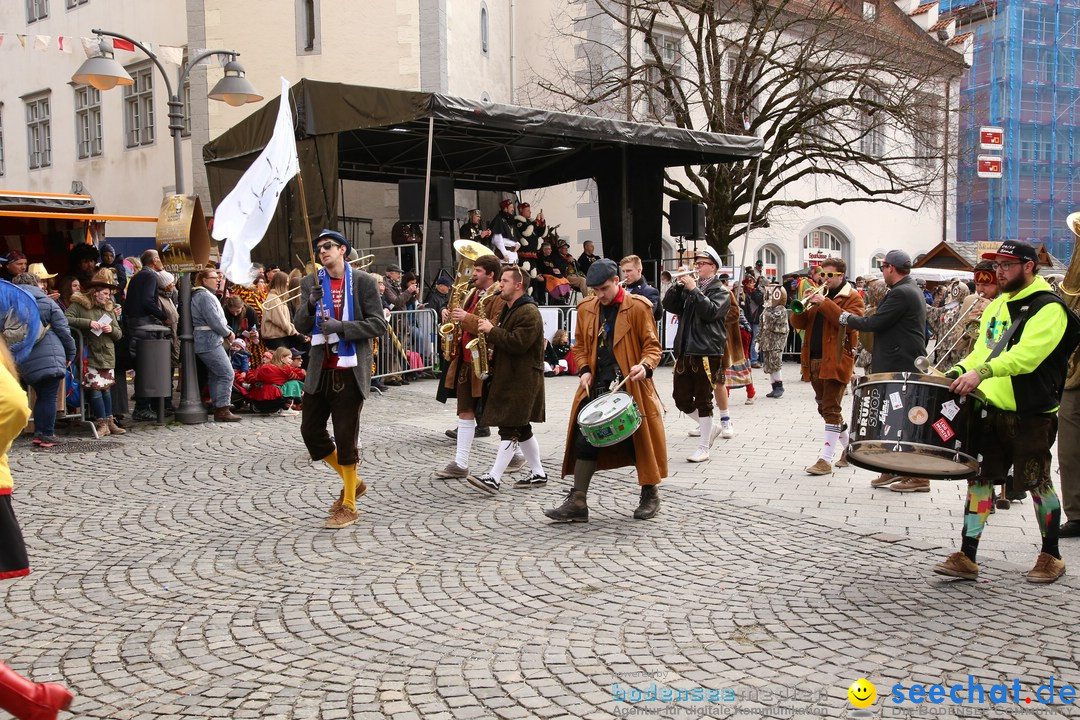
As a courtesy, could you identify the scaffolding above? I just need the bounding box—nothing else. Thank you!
[946,0,1080,259]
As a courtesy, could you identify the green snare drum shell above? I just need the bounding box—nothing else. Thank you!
[577,392,643,448]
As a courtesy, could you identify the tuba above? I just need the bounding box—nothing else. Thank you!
[1060,213,1080,389]
[438,239,496,362]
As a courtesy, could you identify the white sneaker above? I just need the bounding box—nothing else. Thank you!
[721,419,734,439]
[687,428,701,437]
[687,448,710,463]
[280,408,300,416]
[744,395,755,405]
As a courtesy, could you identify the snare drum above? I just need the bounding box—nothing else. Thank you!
[847,372,985,479]
[577,392,642,448]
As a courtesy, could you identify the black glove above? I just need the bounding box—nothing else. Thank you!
[944,369,961,380]
[308,283,323,308]
[320,317,344,335]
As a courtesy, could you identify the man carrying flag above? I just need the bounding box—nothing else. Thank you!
[294,230,386,529]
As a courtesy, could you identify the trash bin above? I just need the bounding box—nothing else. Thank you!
[133,324,173,398]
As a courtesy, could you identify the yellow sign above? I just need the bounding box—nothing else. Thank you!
[155,194,212,272]
[976,241,999,261]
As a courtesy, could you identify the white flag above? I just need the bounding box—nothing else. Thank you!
[158,44,184,66]
[34,35,50,51]
[214,77,300,285]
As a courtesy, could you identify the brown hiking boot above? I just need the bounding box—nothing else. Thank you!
[870,473,902,488]
[834,449,849,468]
[1026,552,1066,583]
[213,407,242,422]
[325,506,358,529]
[633,485,660,520]
[94,418,110,438]
[106,416,126,435]
[434,462,469,479]
[544,490,588,523]
[805,458,832,476]
[933,552,979,580]
[891,477,931,493]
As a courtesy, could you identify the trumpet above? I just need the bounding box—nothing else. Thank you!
[262,254,375,312]
[790,281,826,314]
[670,268,699,284]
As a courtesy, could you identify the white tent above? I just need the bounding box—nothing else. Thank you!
[865,267,973,282]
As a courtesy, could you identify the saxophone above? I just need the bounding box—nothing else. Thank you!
[1060,212,1080,389]
[439,280,470,361]
[465,290,499,380]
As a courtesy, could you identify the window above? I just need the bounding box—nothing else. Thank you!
[863,2,877,21]
[755,245,784,278]
[25,95,51,169]
[859,90,884,158]
[481,6,489,54]
[124,64,155,148]
[871,252,886,269]
[297,0,320,54]
[27,0,48,22]
[65,0,88,7]
[912,93,941,161]
[644,30,682,121]
[802,227,846,268]
[74,86,103,159]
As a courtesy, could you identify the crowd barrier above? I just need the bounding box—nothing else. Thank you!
[26,327,99,439]
[372,308,440,382]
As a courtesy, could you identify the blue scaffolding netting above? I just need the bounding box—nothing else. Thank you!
[945,0,1080,260]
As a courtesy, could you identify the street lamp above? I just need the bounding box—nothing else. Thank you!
[72,29,262,425]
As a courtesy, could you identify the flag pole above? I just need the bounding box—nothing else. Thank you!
[294,170,327,320]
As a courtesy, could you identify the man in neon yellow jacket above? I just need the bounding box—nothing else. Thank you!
[935,241,1080,584]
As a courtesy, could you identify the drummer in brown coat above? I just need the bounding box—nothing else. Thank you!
[545,259,668,522]
[466,264,548,494]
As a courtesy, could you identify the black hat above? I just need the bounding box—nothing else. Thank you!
[982,240,1039,265]
[883,249,912,271]
[435,272,453,286]
[585,258,619,287]
[386,263,403,274]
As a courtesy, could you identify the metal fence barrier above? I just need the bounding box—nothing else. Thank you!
[372,308,440,383]
[26,327,98,439]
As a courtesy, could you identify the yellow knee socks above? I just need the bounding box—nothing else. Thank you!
[323,450,363,511]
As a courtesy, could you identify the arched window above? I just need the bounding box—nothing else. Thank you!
[871,252,886,269]
[481,6,489,54]
[755,244,784,279]
[801,227,848,268]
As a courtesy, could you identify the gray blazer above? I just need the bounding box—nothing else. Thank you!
[190,286,231,354]
[293,268,386,398]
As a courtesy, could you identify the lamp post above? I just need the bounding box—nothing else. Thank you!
[73,29,261,424]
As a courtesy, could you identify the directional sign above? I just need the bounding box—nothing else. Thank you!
[977,156,1002,179]
[980,126,1004,151]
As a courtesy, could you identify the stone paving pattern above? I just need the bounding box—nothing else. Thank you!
[1,362,1078,719]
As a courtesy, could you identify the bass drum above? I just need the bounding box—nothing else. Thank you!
[847,372,985,480]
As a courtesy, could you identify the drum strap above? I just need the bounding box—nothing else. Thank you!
[985,295,1053,362]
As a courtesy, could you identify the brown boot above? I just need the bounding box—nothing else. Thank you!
[213,407,242,422]
[633,484,660,520]
[94,418,110,438]
[544,490,589,523]
[106,416,126,435]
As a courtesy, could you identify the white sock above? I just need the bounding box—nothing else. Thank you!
[838,425,850,452]
[770,371,782,383]
[518,436,545,477]
[489,440,517,483]
[822,423,841,462]
[455,418,476,468]
[698,413,713,451]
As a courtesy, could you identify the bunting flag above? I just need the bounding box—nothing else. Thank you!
[0,34,5,49]
[158,44,184,65]
[33,35,49,51]
[80,36,99,58]
[112,37,135,52]
[56,35,72,53]
[16,34,26,48]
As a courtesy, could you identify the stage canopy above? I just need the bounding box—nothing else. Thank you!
[203,79,762,279]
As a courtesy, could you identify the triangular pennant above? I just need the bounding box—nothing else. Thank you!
[16,34,27,48]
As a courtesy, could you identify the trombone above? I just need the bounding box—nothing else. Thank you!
[262,254,376,312]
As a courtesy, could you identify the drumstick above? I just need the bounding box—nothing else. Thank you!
[610,374,632,393]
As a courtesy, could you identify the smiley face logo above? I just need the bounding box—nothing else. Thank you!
[848,678,876,709]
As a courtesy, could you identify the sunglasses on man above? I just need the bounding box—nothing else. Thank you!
[317,240,343,252]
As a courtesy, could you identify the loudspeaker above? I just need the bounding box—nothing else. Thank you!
[669,200,705,239]
[398,178,455,222]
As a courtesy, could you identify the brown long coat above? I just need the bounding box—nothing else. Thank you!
[436,286,506,403]
[477,295,545,427]
[789,281,864,383]
[561,293,668,485]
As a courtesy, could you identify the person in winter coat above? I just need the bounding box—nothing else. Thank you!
[191,269,241,422]
[11,273,76,447]
[758,285,790,398]
[65,270,125,438]
[246,347,305,415]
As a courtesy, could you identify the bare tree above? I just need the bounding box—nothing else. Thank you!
[534,0,967,254]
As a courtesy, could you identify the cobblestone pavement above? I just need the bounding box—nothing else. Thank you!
[1,363,1078,719]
